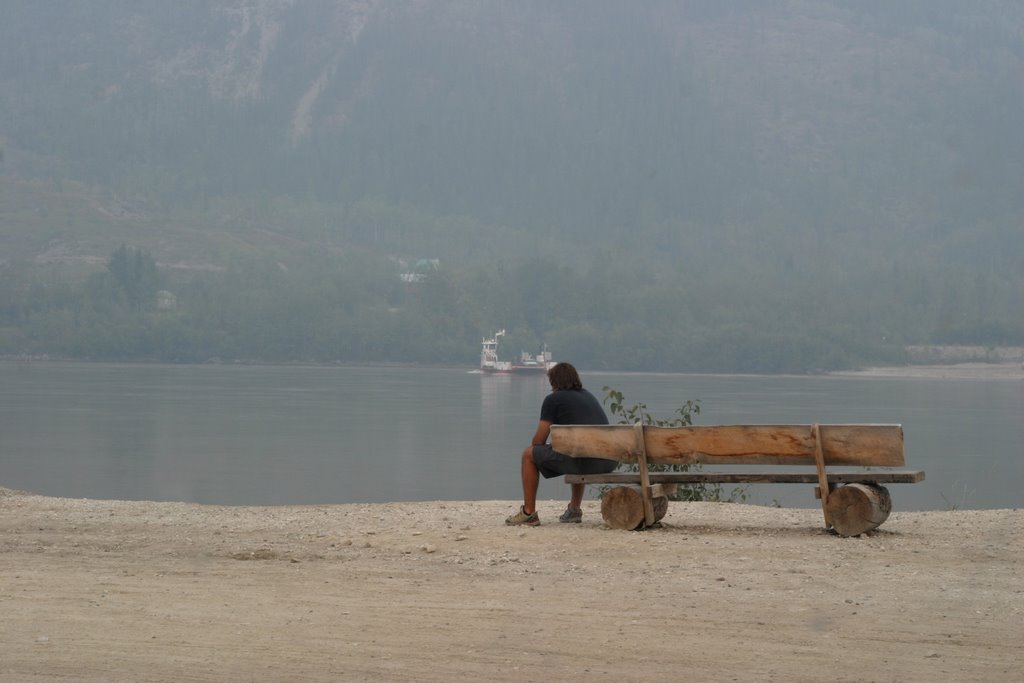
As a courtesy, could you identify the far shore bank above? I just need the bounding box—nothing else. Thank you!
[4,344,1024,379]
[830,360,1024,381]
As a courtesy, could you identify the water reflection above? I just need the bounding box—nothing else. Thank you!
[0,362,1020,509]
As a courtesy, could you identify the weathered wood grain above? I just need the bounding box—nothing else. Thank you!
[825,483,893,536]
[600,486,668,530]
[551,424,905,467]
[564,470,925,485]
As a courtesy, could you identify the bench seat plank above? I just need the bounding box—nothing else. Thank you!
[551,424,905,467]
[565,470,925,485]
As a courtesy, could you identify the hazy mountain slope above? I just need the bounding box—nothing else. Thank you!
[0,1,1021,366]
[2,1,1021,261]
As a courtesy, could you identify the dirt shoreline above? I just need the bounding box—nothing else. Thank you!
[1,487,1020,682]
[829,361,1024,381]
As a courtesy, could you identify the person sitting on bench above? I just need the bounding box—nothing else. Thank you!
[505,362,618,526]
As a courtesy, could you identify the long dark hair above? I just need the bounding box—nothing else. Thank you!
[547,362,583,391]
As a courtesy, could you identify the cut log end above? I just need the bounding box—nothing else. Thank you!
[600,485,668,530]
[825,482,892,536]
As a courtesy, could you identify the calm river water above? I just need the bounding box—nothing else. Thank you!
[1,362,1020,510]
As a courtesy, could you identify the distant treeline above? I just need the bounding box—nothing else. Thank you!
[2,246,1020,372]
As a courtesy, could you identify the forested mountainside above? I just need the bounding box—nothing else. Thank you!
[1,1,1021,371]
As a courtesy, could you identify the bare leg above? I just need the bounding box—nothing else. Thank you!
[569,482,585,509]
[521,446,540,514]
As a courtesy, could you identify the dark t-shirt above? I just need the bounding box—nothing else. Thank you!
[539,388,609,426]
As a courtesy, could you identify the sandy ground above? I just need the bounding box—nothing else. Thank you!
[1,488,1020,682]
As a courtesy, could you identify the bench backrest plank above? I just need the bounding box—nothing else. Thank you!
[550,424,905,467]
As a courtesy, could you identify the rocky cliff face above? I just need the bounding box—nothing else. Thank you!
[143,1,378,105]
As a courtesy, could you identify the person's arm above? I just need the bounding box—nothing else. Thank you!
[530,420,552,446]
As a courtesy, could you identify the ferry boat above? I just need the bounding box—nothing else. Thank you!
[480,330,555,374]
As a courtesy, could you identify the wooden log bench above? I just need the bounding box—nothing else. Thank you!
[550,423,925,536]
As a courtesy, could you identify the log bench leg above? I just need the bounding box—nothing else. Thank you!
[824,483,892,536]
[601,485,668,530]
[597,482,892,534]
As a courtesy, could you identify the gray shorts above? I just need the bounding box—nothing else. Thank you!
[531,444,618,480]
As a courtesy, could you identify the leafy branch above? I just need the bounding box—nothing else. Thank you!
[601,386,747,503]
